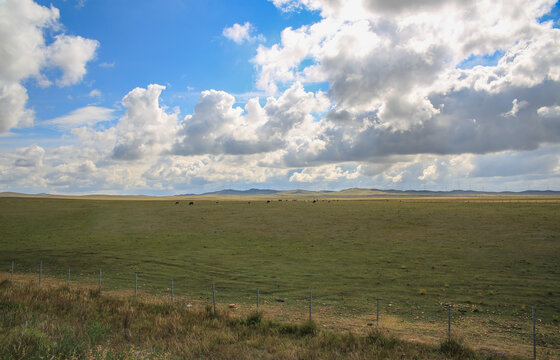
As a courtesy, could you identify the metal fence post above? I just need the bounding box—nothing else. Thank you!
[212,284,216,315]
[533,307,536,360]
[309,291,312,321]
[376,298,380,327]
[448,305,451,338]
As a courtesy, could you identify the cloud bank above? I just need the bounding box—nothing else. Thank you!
[0,0,559,194]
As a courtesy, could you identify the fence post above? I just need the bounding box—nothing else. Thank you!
[257,287,260,313]
[98,268,102,291]
[171,279,174,304]
[11,261,13,281]
[67,267,70,285]
[212,284,216,315]
[309,291,312,321]
[135,273,138,299]
[39,261,42,286]
[533,307,536,360]
[448,305,451,338]
[376,298,380,327]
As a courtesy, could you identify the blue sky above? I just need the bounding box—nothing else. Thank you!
[1,0,559,194]
[28,0,320,119]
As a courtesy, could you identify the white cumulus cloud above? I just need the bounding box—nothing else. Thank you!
[223,22,265,44]
[0,0,98,132]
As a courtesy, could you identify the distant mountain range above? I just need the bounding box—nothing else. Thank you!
[1,188,559,199]
[175,188,560,197]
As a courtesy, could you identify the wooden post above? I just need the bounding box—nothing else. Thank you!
[11,261,13,281]
[134,273,138,299]
[39,261,42,286]
[98,268,102,291]
[171,279,174,304]
[67,267,70,284]
[257,287,260,313]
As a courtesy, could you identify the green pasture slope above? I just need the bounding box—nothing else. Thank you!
[1,197,559,325]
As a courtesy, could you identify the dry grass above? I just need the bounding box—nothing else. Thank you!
[0,273,542,359]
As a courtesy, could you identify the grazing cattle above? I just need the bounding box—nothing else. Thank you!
[248,201,251,204]
[216,201,220,204]
[312,200,317,203]
[175,201,179,205]
[267,200,271,203]
[189,201,194,206]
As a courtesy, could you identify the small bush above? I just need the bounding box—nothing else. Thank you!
[89,288,101,298]
[227,311,263,328]
[278,320,318,337]
[439,338,475,359]
[320,332,360,352]
[365,330,399,349]
[418,289,427,296]
[245,311,263,326]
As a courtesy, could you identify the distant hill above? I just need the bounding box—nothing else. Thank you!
[176,188,560,198]
[2,188,560,199]
[177,188,279,196]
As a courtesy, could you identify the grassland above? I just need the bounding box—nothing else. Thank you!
[1,277,519,360]
[0,196,559,357]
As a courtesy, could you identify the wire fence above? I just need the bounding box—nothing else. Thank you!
[3,260,556,359]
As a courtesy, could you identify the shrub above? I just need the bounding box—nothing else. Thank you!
[365,330,399,350]
[245,311,263,326]
[418,289,427,296]
[439,338,475,359]
[278,320,318,337]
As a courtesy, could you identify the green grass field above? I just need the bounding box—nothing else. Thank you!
[1,196,559,356]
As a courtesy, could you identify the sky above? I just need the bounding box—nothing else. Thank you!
[0,0,559,195]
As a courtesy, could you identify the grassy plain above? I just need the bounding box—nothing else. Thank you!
[0,196,559,357]
[0,278,513,359]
